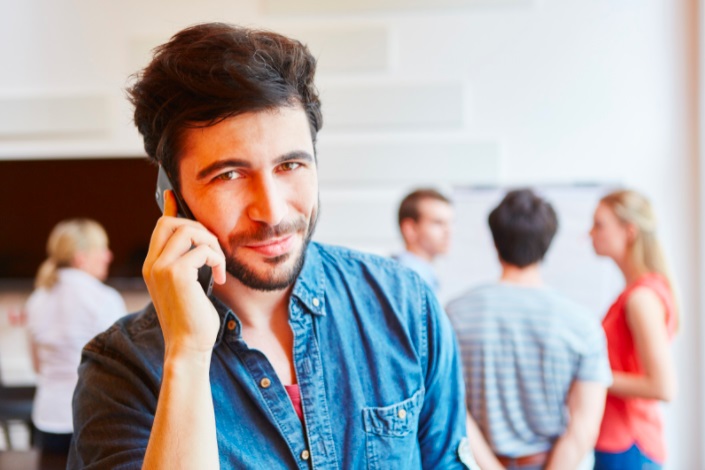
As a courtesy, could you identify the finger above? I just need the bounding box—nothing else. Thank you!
[146,223,224,286]
[211,255,227,285]
[164,189,179,218]
[161,235,227,287]
[157,224,224,265]
[182,245,227,276]
[144,216,182,271]
[151,244,226,288]
[144,215,214,269]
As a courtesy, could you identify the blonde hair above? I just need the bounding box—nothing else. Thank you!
[35,219,109,289]
[600,190,679,325]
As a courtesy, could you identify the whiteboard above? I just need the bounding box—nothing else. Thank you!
[436,184,624,318]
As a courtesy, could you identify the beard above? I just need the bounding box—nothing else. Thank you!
[224,206,319,291]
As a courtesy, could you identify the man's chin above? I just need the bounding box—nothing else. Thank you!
[262,252,291,266]
[225,252,306,292]
[225,223,315,292]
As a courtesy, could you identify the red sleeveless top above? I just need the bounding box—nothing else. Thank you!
[595,273,677,462]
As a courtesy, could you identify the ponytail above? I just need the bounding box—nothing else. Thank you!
[35,259,61,289]
[33,219,108,289]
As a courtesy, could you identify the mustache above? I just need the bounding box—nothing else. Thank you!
[229,217,308,245]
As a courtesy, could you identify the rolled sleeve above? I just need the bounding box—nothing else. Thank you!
[576,323,613,387]
[68,320,160,469]
[417,283,474,469]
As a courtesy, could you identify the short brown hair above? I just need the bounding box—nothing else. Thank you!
[488,189,557,267]
[398,188,451,228]
[128,22,322,188]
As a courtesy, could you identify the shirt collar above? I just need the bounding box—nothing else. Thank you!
[58,267,97,282]
[210,241,327,346]
[291,242,326,317]
[211,296,239,347]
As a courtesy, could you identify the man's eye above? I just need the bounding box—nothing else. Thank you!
[279,162,301,172]
[216,170,239,181]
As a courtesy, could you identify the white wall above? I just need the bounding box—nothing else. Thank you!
[1,0,700,467]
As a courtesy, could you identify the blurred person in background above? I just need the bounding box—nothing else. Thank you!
[25,218,126,460]
[447,189,611,470]
[590,190,678,470]
[394,188,454,294]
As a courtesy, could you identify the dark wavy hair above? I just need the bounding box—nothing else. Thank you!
[128,22,322,188]
[488,189,558,267]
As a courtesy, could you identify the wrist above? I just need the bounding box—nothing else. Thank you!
[164,345,213,373]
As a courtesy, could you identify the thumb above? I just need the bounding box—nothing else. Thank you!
[163,190,179,218]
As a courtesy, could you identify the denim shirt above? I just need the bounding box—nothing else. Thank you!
[393,250,440,294]
[68,242,471,469]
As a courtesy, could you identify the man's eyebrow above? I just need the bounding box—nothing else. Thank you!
[197,159,251,180]
[273,151,314,165]
[196,151,315,180]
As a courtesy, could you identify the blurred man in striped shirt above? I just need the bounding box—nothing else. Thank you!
[446,189,611,470]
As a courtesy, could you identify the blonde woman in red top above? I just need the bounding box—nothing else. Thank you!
[590,190,678,470]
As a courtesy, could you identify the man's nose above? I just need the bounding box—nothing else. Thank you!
[247,175,287,226]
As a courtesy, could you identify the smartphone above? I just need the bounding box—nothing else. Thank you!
[155,166,214,296]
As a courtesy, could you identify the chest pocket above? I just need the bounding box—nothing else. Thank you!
[362,388,424,470]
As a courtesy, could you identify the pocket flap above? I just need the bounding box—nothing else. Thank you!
[362,388,424,437]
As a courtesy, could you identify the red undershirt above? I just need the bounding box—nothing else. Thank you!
[284,384,304,422]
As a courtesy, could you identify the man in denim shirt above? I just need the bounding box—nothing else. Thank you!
[68,23,474,469]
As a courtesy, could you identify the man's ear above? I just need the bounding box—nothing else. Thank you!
[400,218,418,244]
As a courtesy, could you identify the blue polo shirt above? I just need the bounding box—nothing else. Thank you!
[68,242,472,469]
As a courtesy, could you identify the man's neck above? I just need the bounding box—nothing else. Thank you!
[213,275,297,385]
[499,262,543,287]
[405,245,433,263]
[213,276,293,329]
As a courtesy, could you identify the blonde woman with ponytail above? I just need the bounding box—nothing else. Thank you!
[590,190,678,470]
[25,219,126,459]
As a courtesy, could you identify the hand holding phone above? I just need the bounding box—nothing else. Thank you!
[155,166,215,296]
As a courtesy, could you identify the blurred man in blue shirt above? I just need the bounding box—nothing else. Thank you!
[394,188,454,294]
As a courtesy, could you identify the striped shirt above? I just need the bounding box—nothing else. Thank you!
[446,283,611,456]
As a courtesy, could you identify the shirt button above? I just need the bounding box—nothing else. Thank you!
[398,409,407,419]
[312,298,320,307]
[260,378,271,388]
[301,449,310,460]
[227,320,236,330]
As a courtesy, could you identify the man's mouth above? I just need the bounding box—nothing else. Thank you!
[244,234,296,257]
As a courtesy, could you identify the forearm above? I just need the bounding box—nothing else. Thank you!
[143,351,219,469]
[465,414,504,470]
[609,370,675,401]
[545,426,593,470]
[546,381,605,470]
